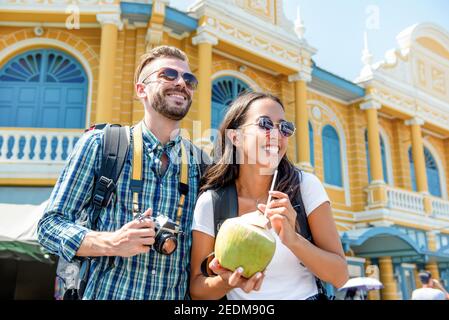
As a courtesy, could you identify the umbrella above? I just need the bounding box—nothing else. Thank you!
[339,277,384,291]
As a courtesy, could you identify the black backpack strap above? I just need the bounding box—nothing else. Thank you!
[293,170,313,242]
[91,124,130,228]
[294,169,333,299]
[211,183,239,237]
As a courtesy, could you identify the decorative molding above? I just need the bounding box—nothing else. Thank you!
[288,71,312,83]
[192,28,219,46]
[188,0,316,71]
[360,99,381,110]
[356,23,449,132]
[146,24,164,46]
[404,117,425,126]
[96,13,123,30]
[211,70,262,91]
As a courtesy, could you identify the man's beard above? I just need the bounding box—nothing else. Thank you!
[149,88,192,121]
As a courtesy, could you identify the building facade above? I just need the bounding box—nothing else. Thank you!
[1,0,449,300]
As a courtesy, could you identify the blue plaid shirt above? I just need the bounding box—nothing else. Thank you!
[37,123,200,300]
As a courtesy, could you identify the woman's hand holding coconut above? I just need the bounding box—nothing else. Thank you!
[208,256,265,293]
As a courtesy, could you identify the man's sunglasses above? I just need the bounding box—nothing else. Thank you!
[240,116,296,137]
[142,67,199,90]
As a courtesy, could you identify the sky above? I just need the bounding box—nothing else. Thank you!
[169,0,449,82]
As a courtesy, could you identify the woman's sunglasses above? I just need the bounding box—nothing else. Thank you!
[142,67,199,90]
[240,116,296,137]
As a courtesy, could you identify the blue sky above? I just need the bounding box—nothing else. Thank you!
[170,0,449,82]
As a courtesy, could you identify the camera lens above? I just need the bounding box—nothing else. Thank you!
[154,232,178,255]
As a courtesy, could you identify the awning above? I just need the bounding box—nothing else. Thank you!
[0,201,52,263]
[341,227,449,263]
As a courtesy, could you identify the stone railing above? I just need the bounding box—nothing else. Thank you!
[386,187,425,215]
[431,197,449,220]
[0,128,83,179]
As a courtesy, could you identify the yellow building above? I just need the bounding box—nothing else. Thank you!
[1,0,449,300]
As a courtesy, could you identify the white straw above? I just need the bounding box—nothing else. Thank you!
[265,169,278,217]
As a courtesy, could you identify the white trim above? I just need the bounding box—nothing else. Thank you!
[422,127,449,139]
[422,139,448,200]
[360,100,381,110]
[211,70,262,91]
[405,117,425,126]
[0,38,94,129]
[377,111,396,120]
[346,256,367,264]
[308,100,351,206]
[354,207,449,229]
[212,49,280,76]
[401,263,416,269]
[96,13,123,30]
[324,183,345,191]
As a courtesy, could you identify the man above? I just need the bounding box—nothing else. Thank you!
[411,271,449,300]
[38,46,205,299]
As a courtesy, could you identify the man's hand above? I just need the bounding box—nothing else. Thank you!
[108,208,156,257]
[77,208,156,258]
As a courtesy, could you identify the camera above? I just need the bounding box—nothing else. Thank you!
[152,214,182,255]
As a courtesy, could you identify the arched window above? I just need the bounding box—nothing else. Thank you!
[211,76,250,129]
[0,49,88,128]
[408,146,442,197]
[322,125,342,187]
[309,121,314,167]
[365,130,389,183]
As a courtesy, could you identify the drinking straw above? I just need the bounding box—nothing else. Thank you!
[264,169,278,217]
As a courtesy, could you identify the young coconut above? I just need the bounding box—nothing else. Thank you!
[214,211,275,278]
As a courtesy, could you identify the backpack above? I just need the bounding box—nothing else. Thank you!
[58,123,209,300]
[207,170,333,300]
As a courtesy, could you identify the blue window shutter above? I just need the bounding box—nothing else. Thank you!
[322,125,342,187]
[365,130,371,183]
[381,137,389,183]
[0,49,87,129]
[211,76,250,129]
[409,148,417,192]
[309,121,314,167]
[424,147,441,197]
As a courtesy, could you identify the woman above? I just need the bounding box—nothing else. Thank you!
[190,92,348,300]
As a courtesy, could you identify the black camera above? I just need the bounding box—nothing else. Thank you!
[152,214,181,255]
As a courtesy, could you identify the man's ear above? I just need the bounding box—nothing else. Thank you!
[135,83,147,99]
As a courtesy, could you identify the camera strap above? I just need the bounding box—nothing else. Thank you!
[131,122,189,225]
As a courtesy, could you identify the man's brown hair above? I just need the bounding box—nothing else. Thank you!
[134,45,188,85]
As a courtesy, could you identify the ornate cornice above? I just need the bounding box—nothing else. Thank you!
[405,117,425,126]
[192,28,219,46]
[96,13,123,30]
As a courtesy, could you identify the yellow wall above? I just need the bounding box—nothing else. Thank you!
[347,103,369,212]
[307,91,351,211]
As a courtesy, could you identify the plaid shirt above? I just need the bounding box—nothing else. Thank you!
[37,123,200,300]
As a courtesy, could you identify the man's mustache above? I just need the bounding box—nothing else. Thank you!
[163,87,191,101]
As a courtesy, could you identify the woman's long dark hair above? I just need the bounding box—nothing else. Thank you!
[200,92,301,203]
